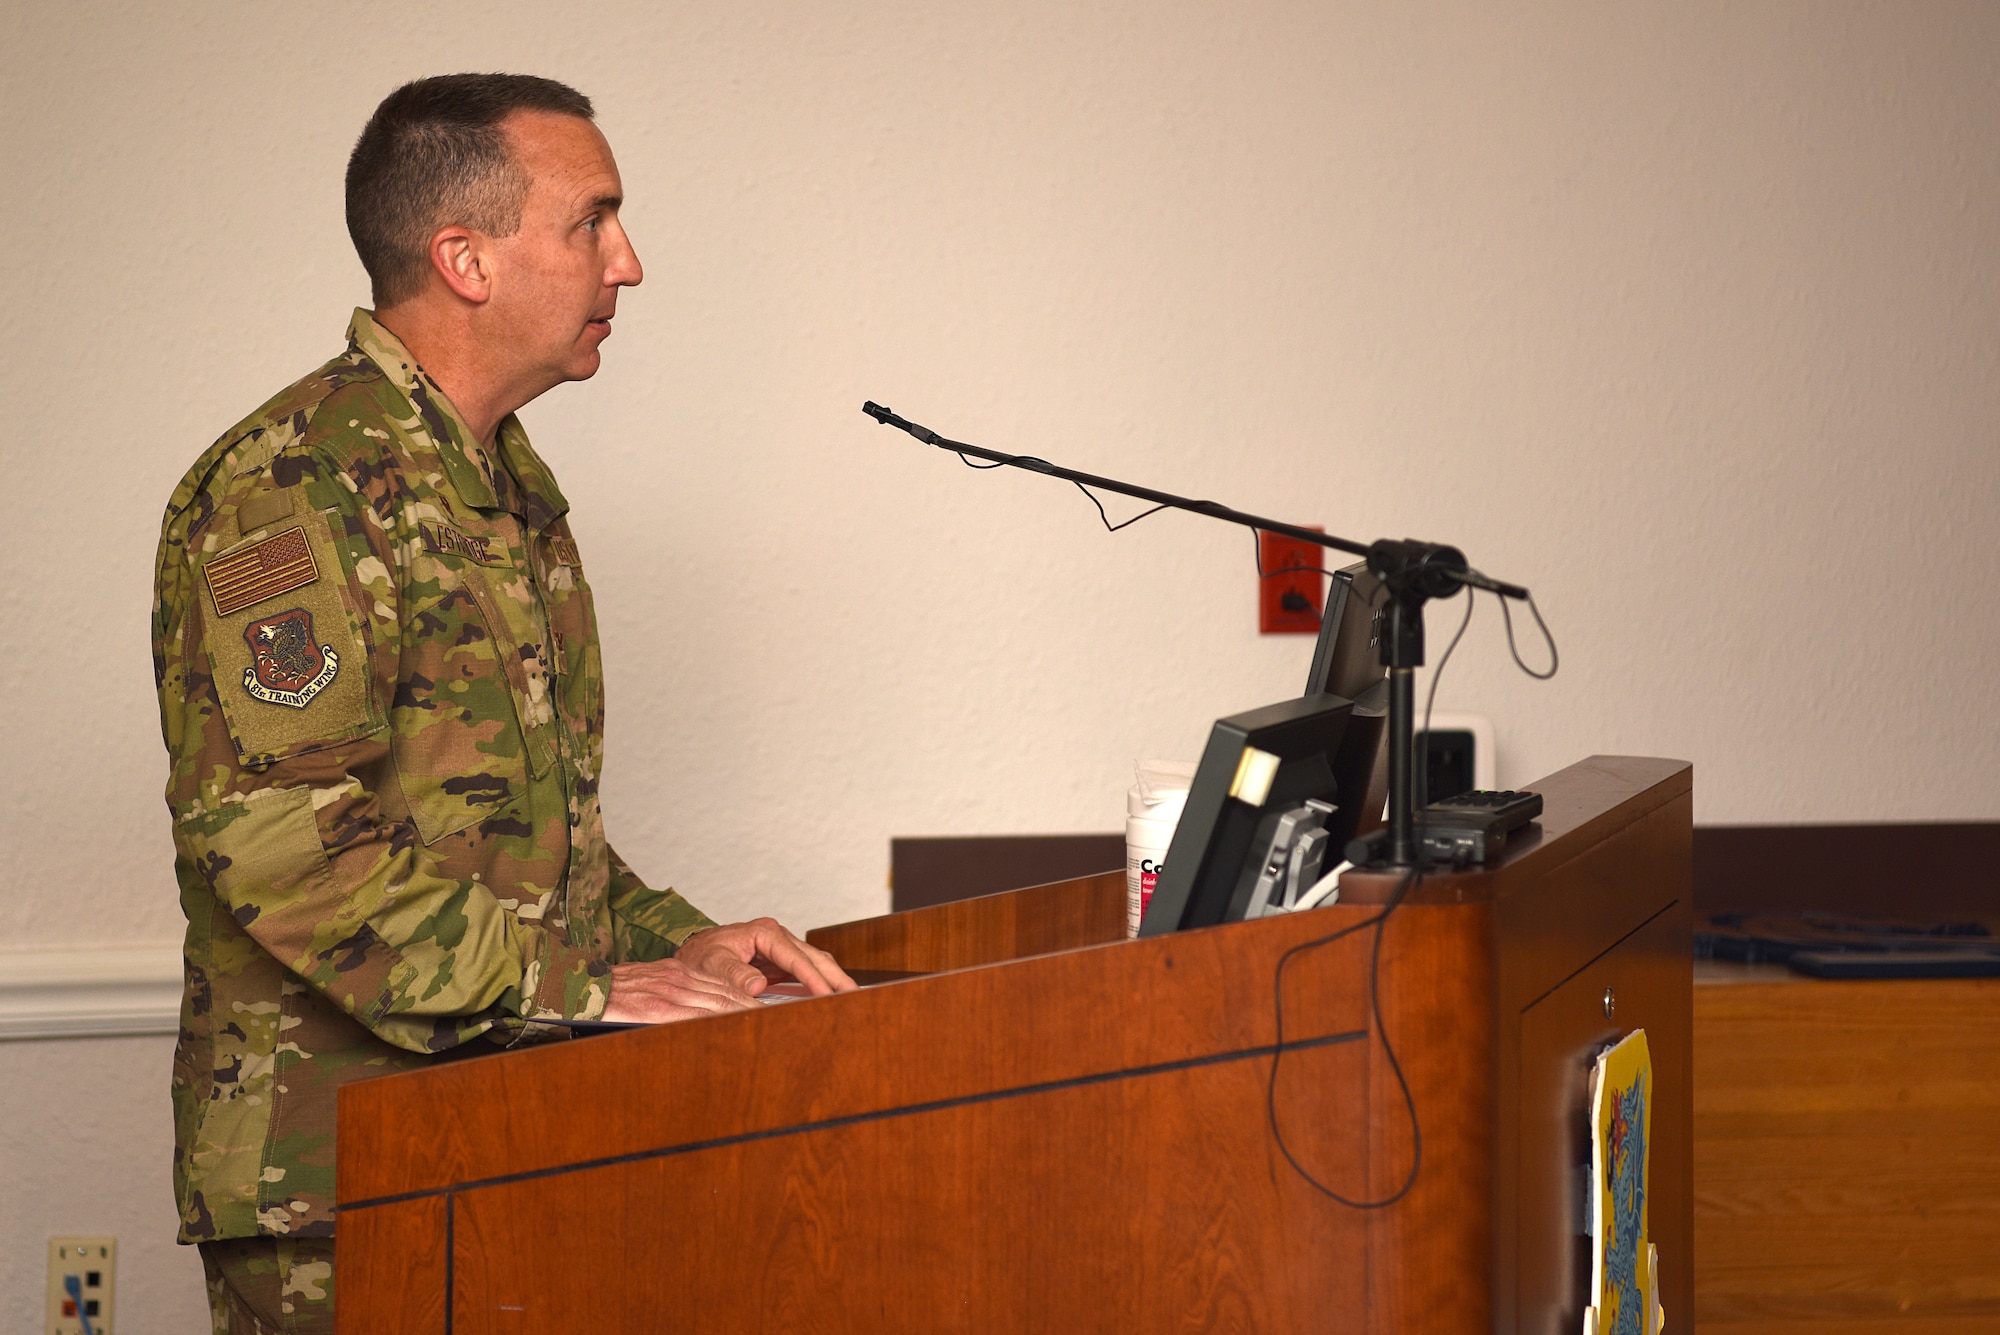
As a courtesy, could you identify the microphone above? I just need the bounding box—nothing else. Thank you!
[1366,538,1530,601]
[862,401,938,445]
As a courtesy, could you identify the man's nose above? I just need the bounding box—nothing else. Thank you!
[607,224,642,288]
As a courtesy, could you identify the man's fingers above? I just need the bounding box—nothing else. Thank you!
[676,925,802,996]
[672,930,766,995]
[807,942,857,991]
[732,961,770,996]
[754,929,857,995]
[733,918,856,994]
[626,920,858,1011]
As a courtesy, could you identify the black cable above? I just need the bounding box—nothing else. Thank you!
[1249,527,1344,581]
[1264,585,1473,1209]
[1425,588,1475,726]
[1266,865,1423,1208]
[1499,588,1559,679]
[1094,498,1174,532]
[955,443,1353,573]
[954,448,1174,532]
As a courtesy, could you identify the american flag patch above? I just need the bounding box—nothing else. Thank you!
[206,527,320,617]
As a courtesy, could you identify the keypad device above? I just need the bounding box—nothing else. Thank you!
[1417,789,1543,866]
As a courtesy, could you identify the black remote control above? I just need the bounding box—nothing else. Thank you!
[1342,790,1544,869]
[1427,788,1542,820]
[1417,789,1543,866]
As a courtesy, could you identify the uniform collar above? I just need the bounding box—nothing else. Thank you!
[345,309,570,529]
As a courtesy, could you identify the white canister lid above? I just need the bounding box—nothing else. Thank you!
[1128,759,1196,818]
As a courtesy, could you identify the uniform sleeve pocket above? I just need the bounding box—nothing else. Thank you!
[197,509,379,766]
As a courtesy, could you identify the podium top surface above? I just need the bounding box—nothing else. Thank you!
[1339,754,1690,905]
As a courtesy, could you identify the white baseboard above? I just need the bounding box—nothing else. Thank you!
[0,945,183,1041]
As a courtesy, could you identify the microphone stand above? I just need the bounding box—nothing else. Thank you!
[862,402,1531,870]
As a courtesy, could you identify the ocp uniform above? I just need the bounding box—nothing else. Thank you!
[152,309,713,1247]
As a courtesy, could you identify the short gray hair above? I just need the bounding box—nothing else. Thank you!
[345,73,595,306]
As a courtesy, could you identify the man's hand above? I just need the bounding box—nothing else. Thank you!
[600,918,856,1024]
[600,957,762,1023]
[675,917,857,998]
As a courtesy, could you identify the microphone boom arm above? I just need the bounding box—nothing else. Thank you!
[863,401,1372,561]
[862,400,1533,869]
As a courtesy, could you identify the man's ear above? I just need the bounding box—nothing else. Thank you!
[428,226,492,304]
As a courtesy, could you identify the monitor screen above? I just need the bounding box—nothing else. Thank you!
[1136,693,1356,935]
[1304,560,1386,700]
[1307,559,1391,855]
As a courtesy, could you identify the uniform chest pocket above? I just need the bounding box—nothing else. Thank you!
[393,569,555,846]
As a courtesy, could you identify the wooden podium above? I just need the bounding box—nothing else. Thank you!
[336,755,1692,1333]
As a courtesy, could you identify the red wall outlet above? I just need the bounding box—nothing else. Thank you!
[1258,528,1325,634]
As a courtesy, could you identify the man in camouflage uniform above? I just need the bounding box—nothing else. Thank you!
[152,74,853,1334]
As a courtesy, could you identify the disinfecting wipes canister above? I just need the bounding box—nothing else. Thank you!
[1126,760,1195,936]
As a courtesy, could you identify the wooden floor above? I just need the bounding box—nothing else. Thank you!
[1692,965,2000,1333]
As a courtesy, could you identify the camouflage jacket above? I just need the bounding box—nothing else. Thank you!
[152,310,714,1243]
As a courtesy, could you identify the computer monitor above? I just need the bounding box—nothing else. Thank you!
[1135,694,1355,935]
[1305,561,1386,700]
[1307,559,1391,853]
[1136,563,1390,937]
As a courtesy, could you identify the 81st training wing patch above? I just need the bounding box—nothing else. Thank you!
[242,607,340,708]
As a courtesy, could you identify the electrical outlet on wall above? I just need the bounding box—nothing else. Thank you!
[46,1238,115,1335]
[1258,527,1326,633]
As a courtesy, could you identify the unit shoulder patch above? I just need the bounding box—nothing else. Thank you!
[206,526,319,616]
[548,536,580,568]
[242,608,340,708]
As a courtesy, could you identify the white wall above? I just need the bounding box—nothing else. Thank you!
[0,1034,206,1331]
[3,1,1997,1326]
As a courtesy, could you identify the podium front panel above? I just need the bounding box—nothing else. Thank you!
[337,755,1692,1334]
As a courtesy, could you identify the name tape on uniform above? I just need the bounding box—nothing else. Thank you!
[419,521,514,568]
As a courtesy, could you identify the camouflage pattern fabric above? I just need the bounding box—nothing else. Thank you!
[153,310,715,1243]
[200,1236,335,1334]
